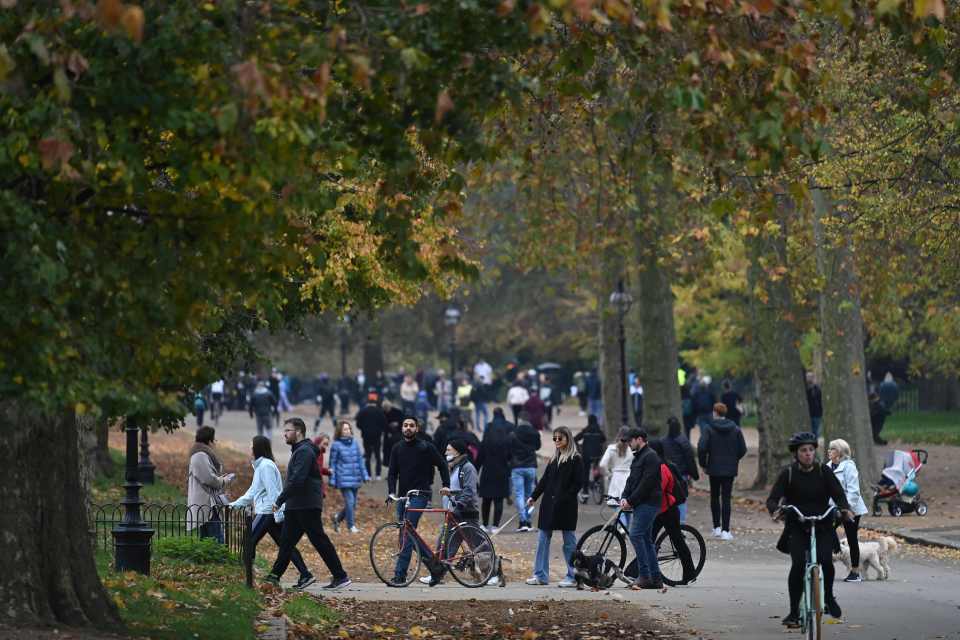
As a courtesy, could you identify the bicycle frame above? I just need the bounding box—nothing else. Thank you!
[392,490,474,569]
[780,505,835,637]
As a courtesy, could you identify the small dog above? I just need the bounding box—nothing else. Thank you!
[571,550,616,590]
[835,536,898,580]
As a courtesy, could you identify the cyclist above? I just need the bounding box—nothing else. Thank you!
[573,415,606,502]
[766,431,853,628]
[210,379,225,422]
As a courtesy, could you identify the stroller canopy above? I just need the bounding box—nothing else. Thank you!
[881,450,920,490]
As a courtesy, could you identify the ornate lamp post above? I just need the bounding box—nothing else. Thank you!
[609,280,634,428]
[112,416,155,574]
[338,314,351,379]
[444,305,462,387]
[137,424,155,484]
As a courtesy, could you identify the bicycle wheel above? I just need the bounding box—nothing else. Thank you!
[369,522,421,586]
[656,523,706,586]
[809,565,822,640]
[444,523,496,588]
[590,480,604,505]
[577,524,627,584]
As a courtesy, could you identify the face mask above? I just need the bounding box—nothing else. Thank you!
[446,454,456,462]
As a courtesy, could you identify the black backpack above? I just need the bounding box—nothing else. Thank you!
[665,461,688,505]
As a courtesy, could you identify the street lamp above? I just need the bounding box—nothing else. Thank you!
[338,314,351,379]
[112,415,155,574]
[137,423,155,484]
[444,305,462,384]
[609,280,634,428]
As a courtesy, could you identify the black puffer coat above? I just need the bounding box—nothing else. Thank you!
[697,418,748,477]
[478,418,513,498]
[531,454,584,531]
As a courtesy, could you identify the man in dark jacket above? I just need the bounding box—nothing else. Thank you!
[356,396,387,480]
[661,416,699,522]
[266,418,350,590]
[574,415,607,499]
[509,411,541,531]
[620,428,662,589]
[691,376,716,439]
[387,416,450,585]
[248,380,276,437]
[697,403,748,539]
[315,375,336,433]
[805,372,823,438]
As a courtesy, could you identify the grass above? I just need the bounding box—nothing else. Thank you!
[92,449,186,504]
[884,411,960,446]
[96,550,261,640]
[282,593,340,629]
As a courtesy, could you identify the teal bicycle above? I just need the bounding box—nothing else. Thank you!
[778,504,836,640]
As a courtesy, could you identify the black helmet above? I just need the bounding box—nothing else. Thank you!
[788,432,818,451]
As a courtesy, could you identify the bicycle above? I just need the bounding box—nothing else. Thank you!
[576,495,706,587]
[369,490,497,588]
[776,504,835,640]
[210,394,223,426]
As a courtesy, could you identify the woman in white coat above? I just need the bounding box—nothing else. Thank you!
[229,436,315,590]
[599,428,634,505]
[828,438,869,582]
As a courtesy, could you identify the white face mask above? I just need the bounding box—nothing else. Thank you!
[446,454,456,462]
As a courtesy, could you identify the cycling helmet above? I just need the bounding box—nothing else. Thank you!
[788,431,818,452]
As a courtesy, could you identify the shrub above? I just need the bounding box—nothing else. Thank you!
[155,536,232,564]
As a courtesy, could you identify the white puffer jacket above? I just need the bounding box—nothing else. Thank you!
[831,458,868,516]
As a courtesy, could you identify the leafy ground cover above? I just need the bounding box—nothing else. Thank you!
[884,411,960,446]
[91,449,187,504]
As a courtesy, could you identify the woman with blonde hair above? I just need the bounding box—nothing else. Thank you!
[329,420,369,533]
[828,438,869,582]
[525,426,584,587]
[599,427,634,505]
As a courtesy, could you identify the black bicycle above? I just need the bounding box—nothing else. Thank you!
[576,495,706,587]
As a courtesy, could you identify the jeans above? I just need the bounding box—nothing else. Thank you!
[695,413,712,438]
[709,475,734,531]
[511,468,537,525]
[533,529,576,583]
[250,514,310,579]
[587,398,603,421]
[255,413,272,437]
[394,494,432,581]
[811,416,823,438]
[628,504,660,580]
[335,487,359,529]
[271,509,347,581]
[678,502,688,524]
[475,402,489,432]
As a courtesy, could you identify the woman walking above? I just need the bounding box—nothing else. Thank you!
[329,420,369,533]
[525,426,584,587]
[661,416,699,522]
[477,408,512,531]
[598,427,634,504]
[828,438,869,582]
[229,436,315,589]
[697,403,747,540]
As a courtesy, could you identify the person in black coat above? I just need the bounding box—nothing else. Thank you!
[661,416,699,522]
[525,427,583,586]
[509,411,542,531]
[477,408,513,530]
[620,427,663,589]
[356,397,387,479]
[573,414,607,497]
[697,403,747,539]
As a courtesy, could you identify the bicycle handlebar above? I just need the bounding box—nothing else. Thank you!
[778,504,836,522]
[386,489,459,504]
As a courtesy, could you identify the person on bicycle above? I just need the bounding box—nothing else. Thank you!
[766,431,852,627]
[386,416,450,586]
[574,415,606,502]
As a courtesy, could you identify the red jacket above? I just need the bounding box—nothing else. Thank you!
[312,437,332,497]
[659,464,677,514]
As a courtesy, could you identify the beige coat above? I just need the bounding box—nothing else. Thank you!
[187,450,227,531]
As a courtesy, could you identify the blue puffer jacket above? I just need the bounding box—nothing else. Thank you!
[329,437,369,489]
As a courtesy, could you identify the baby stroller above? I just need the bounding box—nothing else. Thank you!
[872,449,928,517]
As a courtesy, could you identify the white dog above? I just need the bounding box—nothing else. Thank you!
[835,536,898,580]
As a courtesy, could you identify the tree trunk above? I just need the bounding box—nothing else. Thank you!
[746,196,810,488]
[0,404,120,627]
[362,313,384,381]
[598,254,627,440]
[634,251,682,436]
[811,188,879,488]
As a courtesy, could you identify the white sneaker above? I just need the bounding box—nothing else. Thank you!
[712,527,722,538]
[558,579,577,588]
[375,475,382,481]
[418,576,432,585]
[487,576,500,586]
[350,526,361,533]
[720,530,734,541]
[525,577,547,586]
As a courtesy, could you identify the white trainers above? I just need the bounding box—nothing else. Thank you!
[712,527,722,538]
[525,577,547,586]
[349,526,361,533]
[558,578,577,588]
[487,576,500,586]
[418,576,433,585]
[720,530,734,541]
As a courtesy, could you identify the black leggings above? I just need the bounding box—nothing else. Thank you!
[250,514,310,579]
[652,506,696,583]
[482,498,504,527]
[839,515,861,568]
[709,475,734,531]
[363,437,382,477]
[787,526,836,615]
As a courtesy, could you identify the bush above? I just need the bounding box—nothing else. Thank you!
[155,536,232,564]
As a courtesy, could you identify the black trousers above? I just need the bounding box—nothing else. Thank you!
[838,515,861,568]
[787,526,835,615]
[270,508,346,581]
[652,506,696,583]
[510,404,523,426]
[251,514,310,578]
[481,497,504,527]
[363,436,382,477]
[709,475,734,531]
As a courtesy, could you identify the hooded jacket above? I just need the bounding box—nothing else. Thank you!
[697,418,748,477]
[830,458,868,516]
[509,421,542,469]
[329,437,369,489]
[276,438,324,510]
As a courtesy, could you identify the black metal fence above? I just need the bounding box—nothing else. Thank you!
[90,503,253,586]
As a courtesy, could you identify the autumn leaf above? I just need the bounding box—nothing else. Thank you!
[121,6,145,44]
[913,0,945,20]
[38,138,75,171]
[96,0,125,29]
[754,0,776,14]
[496,0,515,16]
[435,89,454,124]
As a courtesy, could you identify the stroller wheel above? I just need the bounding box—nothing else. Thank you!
[888,502,904,517]
[915,500,928,517]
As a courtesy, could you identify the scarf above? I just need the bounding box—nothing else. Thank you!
[189,442,222,474]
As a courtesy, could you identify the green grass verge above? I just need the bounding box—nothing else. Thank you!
[92,449,185,503]
[884,411,960,446]
[97,550,260,640]
[282,593,340,629]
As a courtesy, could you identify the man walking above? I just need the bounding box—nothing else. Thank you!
[509,411,541,531]
[356,395,387,480]
[249,380,276,437]
[387,417,450,585]
[620,428,663,589]
[805,372,823,438]
[265,418,351,590]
